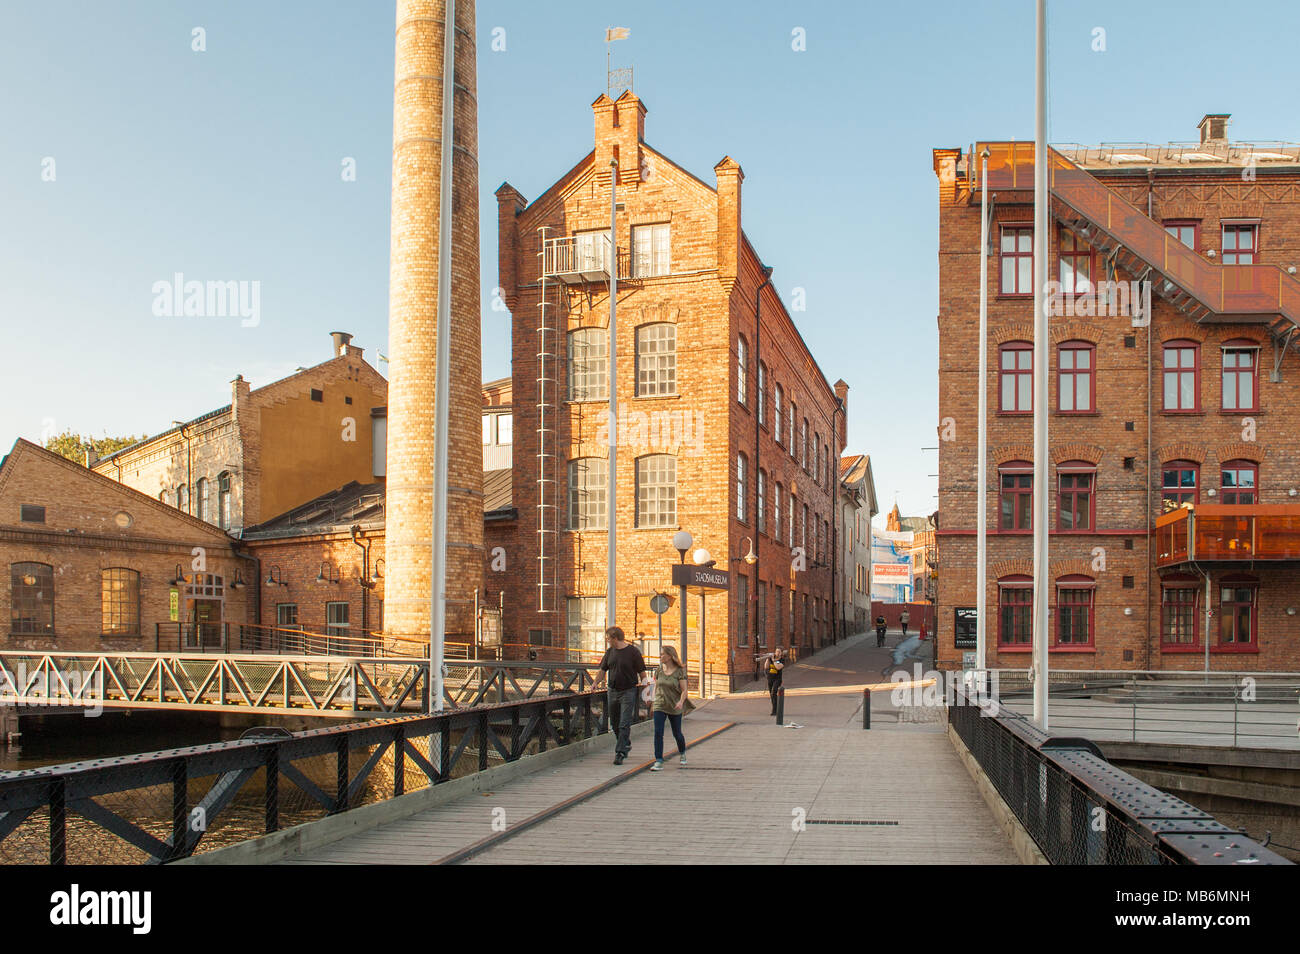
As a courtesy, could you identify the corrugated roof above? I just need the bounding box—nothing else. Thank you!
[483,468,512,513]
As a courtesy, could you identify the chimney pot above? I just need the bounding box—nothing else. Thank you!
[1198,113,1230,145]
[330,331,353,356]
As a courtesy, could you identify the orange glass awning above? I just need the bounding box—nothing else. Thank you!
[1155,504,1300,568]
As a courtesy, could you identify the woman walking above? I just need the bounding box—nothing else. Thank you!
[650,645,693,771]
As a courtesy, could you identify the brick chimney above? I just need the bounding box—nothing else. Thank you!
[714,156,743,294]
[834,379,849,449]
[330,331,353,357]
[593,90,647,187]
[494,183,527,312]
[1199,114,1230,145]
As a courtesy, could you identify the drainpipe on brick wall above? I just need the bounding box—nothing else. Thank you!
[754,264,773,650]
[1145,295,1154,670]
[350,524,370,637]
[830,398,844,643]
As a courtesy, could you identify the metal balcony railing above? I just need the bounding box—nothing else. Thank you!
[973,142,1300,334]
[540,234,628,283]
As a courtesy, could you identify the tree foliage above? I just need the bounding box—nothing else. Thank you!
[44,430,143,464]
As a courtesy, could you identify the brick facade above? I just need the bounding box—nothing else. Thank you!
[934,120,1300,672]
[494,90,845,682]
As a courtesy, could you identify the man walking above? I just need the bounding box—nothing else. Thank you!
[900,608,910,636]
[592,626,646,765]
[758,646,787,716]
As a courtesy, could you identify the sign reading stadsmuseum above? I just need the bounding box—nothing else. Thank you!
[671,564,730,590]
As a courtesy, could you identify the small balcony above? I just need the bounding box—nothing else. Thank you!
[540,234,628,284]
[1155,504,1300,568]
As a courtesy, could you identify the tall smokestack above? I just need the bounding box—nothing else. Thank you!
[384,0,483,644]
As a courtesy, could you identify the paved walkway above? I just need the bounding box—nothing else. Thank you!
[281,634,1016,865]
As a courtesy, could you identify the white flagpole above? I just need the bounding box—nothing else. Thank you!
[606,160,618,630]
[1031,0,1049,730]
[977,147,990,674]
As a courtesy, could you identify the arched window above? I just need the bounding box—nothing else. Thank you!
[1162,340,1200,412]
[788,401,797,458]
[997,575,1032,646]
[635,455,676,528]
[568,458,608,530]
[1057,341,1095,413]
[102,568,140,636]
[177,484,188,514]
[567,327,608,401]
[1055,575,1095,647]
[635,323,676,396]
[218,471,232,530]
[1161,460,1199,511]
[1160,574,1200,646]
[999,342,1033,413]
[11,562,54,635]
[1057,461,1095,531]
[736,335,748,406]
[1220,460,1257,505]
[158,488,168,505]
[773,482,783,543]
[1219,575,1258,646]
[195,477,208,522]
[1221,340,1259,412]
[999,461,1032,530]
[757,469,767,533]
[757,361,767,426]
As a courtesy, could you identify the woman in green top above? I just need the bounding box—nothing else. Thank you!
[650,645,693,771]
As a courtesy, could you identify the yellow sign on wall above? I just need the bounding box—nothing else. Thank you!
[169,589,179,622]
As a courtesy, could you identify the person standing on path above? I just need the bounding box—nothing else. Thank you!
[591,626,646,766]
[759,646,787,716]
[650,645,693,771]
[900,608,910,636]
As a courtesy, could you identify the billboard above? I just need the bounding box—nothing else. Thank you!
[870,528,913,602]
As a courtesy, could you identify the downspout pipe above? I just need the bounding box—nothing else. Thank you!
[754,264,773,650]
[831,398,844,644]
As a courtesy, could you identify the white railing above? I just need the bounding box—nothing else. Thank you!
[541,234,613,279]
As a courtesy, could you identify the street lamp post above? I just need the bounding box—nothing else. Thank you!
[673,530,693,677]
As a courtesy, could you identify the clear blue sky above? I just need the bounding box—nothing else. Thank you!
[2,0,1294,521]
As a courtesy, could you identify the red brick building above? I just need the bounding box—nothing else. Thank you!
[494,90,845,682]
[935,115,1300,673]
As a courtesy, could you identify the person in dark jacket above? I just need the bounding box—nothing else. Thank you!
[759,647,787,716]
[591,626,646,766]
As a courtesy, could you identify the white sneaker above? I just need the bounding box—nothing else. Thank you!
[650,760,663,772]
[679,756,687,767]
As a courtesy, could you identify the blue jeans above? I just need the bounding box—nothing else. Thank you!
[607,686,638,757]
[653,710,686,761]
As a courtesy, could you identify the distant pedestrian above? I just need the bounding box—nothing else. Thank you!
[875,614,887,647]
[759,646,787,716]
[650,645,693,771]
[900,609,911,636]
[592,626,646,766]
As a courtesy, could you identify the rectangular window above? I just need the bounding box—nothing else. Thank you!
[736,576,749,647]
[497,414,512,444]
[1221,463,1256,505]
[567,328,609,401]
[1000,344,1032,412]
[1058,344,1093,412]
[800,419,808,470]
[1058,229,1092,295]
[1057,471,1093,531]
[802,503,809,549]
[1161,464,1198,511]
[277,603,301,630]
[999,467,1032,530]
[757,362,767,427]
[218,472,232,530]
[528,628,554,647]
[635,455,676,528]
[1163,220,1198,250]
[12,563,54,635]
[736,453,748,522]
[19,504,45,523]
[1000,226,1033,295]
[326,602,350,652]
[568,458,608,530]
[635,323,677,396]
[1056,587,1093,645]
[1222,347,1257,411]
[101,568,140,636]
[737,337,748,406]
[575,230,611,272]
[773,483,782,543]
[1219,584,1256,645]
[566,597,607,660]
[1162,344,1199,411]
[1161,587,1197,645]
[482,415,492,444]
[773,384,783,445]
[632,223,670,277]
[999,583,1032,646]
[757,470,766,533]
[1222,224,1257,265]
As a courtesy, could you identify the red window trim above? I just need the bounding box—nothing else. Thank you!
[999,224,1034,297]
[1221,223,1258,265]
[1162,218,1200,252]
[1161,459,1200,510]
[1218,459,1258,505]
[1217,574,1259,649]
[1056,461,1096,533]
[1220,340,1259,413]
[999,341,1033,415]
[999,460,1033,532]
[1162,339,1201,413]
[1056,340,1096,415]
[1057,227,1094,297]
[1159,574,1201,649]
[1053,574,1096,648]
[996,574,1033,648]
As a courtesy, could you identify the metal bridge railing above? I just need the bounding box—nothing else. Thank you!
[0,690,641,865]
[948,678,1292,865]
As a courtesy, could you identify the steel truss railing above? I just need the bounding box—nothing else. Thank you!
[947,677,1292,865]
[0,651,603,715]
[0,691,630,864]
